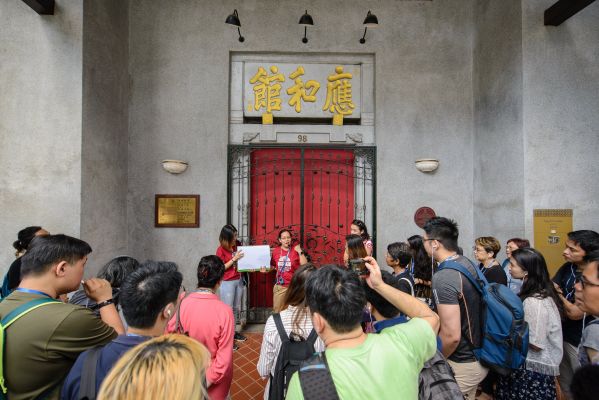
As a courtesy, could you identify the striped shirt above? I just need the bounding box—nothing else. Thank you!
[257,305,325,398]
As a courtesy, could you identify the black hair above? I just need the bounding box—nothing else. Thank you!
[97,256,139,288]
[568,230,599,254]
[13,226,43,255]
[278,229,292,239]
[571,364,599,400]
[219,225,237,249]
[363,271,404,318]
[387,242,412,268]
[584,250,599,278]
[512,248,563,316]
[20,234,92,277]
[196,255,225,289]
[422,217,459,252]
[119,260,182,329]
[305,264,366,333]
[408,235,435,281]
[351,219,370,241]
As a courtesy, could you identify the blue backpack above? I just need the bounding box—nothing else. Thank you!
[0,274,11,301]
[440,259,529,376]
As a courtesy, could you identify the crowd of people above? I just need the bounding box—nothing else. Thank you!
[1,217,598,400]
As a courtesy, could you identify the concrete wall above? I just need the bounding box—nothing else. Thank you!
[473,0,525,253]
[522,0,599,241]
[0,0,83,274]
[375,0,475,251]
[3,0,597,285]
[128,0,477,285]
[80,0,130,277]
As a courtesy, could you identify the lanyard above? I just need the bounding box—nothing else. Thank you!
[564,263,577,301]
[15,288,53,298]
[276,248,291,284]
[481,259,496,275]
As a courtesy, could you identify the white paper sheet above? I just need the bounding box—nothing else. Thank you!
[236,245,271,271]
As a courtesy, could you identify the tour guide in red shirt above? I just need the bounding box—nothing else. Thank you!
[270,229,306,312]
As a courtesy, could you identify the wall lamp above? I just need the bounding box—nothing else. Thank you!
[359,10,379,44]
[299,10,314,43]
[225,9,245,42]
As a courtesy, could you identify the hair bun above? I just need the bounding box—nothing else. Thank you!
[13,239,24,251]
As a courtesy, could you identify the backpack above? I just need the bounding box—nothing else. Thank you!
[78,346,103,400]
[268,313,318,400]
[439,258,529,376]
[298,352,340,400]
[1,297,59,399]
[0,275,10,301]
[418,350,464,400]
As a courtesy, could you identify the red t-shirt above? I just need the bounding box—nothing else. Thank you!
[216,245,240,281]
[270,247,300,287]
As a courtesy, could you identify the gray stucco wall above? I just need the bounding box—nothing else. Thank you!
[2,0,597,286]
[127,0,477,285]
[80,0,130,277]
[473,0,525,253]
[522,0,599,241]
[0,0,83,274]
[375,0,475,252]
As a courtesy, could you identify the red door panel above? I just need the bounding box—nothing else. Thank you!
[248,148,355,309]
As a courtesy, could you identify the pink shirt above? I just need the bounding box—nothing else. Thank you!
[167,292,234,400]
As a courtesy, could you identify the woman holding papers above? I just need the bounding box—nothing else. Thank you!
[270,229,307,312]
[216,224,246,343]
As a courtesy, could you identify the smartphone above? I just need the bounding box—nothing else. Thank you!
[348,258,369,275]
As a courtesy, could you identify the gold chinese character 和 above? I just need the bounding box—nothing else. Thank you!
[286,66,320,113]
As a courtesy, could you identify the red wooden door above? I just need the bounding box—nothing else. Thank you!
[248,148,355,309]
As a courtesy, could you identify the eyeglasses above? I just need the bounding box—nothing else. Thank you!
[576,275,599,289]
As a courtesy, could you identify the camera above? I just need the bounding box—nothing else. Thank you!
[348,258,369,275]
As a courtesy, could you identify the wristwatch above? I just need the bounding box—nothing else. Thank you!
[94,298,114,310]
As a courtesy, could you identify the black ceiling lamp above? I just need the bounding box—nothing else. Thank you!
[225,9,245,42]
[359,10,379,44]
[299,10,314,43]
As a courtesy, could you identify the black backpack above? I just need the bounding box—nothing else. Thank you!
[268,313,318,400]
[418,350,464,400]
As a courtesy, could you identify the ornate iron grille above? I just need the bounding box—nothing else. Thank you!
[227,145,376,323]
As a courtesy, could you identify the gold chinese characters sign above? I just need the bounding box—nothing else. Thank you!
[533,209,573,276]
[243,63,361,126]
[155,195,200,228]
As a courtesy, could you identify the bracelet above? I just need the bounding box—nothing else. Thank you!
[94,298,114,310]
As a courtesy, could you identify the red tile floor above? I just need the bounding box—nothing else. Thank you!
[231,332,268,400]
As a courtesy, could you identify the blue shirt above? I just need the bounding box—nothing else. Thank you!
[373,315,443,351]
[502,258,523,295]
[61,334,150,400]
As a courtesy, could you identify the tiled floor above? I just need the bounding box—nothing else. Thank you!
[231,331,268,400]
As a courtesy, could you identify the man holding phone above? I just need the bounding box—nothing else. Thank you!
[285,257,439,399]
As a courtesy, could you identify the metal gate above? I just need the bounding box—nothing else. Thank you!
[227,145,376,322]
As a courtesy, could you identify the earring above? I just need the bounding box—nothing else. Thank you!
[167,309,172,317]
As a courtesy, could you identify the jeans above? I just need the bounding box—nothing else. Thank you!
[219,279,244,329]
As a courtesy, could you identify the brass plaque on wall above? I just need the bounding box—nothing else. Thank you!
[533,209,572,276]
[155,195,200,228]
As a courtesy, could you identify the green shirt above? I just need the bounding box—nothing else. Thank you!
[0,291,117,400]
[285,318,436,400]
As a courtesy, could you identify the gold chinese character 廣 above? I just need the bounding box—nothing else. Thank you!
[286,66,321,113]
[249,66,285,124]
[322,66,355,126]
